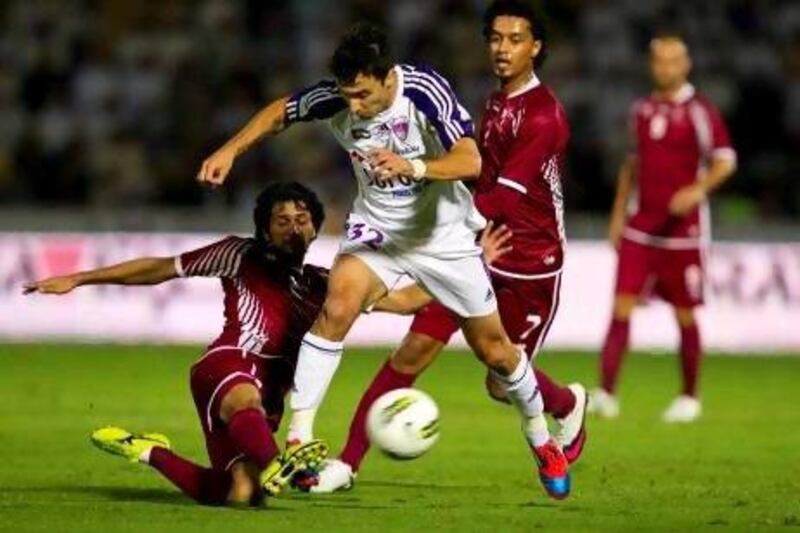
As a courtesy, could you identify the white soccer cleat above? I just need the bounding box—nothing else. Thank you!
[587,388,620,418]
[309,458,356,493]
[554,383,587,464]
[662,395,701,423]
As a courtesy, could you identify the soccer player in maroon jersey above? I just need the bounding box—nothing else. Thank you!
[589,34,737,422]
[22,182,444,507]
[308,1,583,498]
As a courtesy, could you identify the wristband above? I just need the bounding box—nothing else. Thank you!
[410,159,427,179]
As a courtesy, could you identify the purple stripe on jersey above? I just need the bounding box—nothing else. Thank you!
[404,76,461,139]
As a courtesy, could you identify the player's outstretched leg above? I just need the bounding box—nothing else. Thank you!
[463,313,570,500]
[91,426,170,462]
[91,426,234,506]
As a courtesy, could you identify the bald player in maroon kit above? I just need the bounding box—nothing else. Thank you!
[309,1,583,498]
[589,33,736,422]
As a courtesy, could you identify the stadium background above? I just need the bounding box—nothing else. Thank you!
[0,0,796,349]
[0,2,799,531]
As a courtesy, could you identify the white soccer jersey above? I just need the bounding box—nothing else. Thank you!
[285,64,485,258]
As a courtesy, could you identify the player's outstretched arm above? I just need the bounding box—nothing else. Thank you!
[609,156,636,248]
[23,257,178,295]
[197,96,291,187]
[368,137,481,182]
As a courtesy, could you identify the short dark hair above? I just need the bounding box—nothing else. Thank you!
[252,181,325,242]
[482,0,548,69]
[330,22,394,85]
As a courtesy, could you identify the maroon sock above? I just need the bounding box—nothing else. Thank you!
[227,408,279,470]
[340,359,416,471]
[679,324,702,397]
[149,447,231,506]
[600,318,630,394]
[534,368,576,419]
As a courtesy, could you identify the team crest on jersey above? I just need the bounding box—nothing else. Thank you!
[389,117,410,141]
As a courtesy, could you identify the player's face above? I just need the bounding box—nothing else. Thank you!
[266,200,316,258]
[487,16,541,81]
[338,72,393,120]
[649,38,691,92]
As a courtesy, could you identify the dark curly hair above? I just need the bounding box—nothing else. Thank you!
[252,181,325,246]
[330,22,394,85]
[482,0,548,69]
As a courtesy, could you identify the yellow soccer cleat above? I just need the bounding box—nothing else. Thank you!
[90,426,171,463]
[261,439,329,497]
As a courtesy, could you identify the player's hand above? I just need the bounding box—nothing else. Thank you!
[23,275,80,295]
[367,148,413,179]
[669,184,706,216]
[480,220,513,265]
[197,148,236,188]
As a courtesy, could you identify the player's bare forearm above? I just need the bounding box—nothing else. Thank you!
[24,257,178,295]
[609,157,635,245]
[197,97,290,186]
[423,138,482,181]
[371,285,433,315]
[222,97,290,156]
[698,156,736,195]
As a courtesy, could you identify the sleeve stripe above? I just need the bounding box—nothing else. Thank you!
[405,79,460,143]
[191,239,233,276]
[405,74,461,136]
[498,177,528,194]
[688,101,713,156]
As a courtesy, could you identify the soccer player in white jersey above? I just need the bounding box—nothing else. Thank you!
[198,23,570,498]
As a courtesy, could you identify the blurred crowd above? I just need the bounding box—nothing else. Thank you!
[1,0,799,231]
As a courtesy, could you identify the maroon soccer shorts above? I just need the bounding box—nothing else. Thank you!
[615,238,704,307]
[410,271,563,360]
[189,347,292,471]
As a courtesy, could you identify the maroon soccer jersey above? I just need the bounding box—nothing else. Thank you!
[624,84,736,247]
[474,76,570,277]
[177,236,327,364]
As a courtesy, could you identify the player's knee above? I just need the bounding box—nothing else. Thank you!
[219,384,264,423]
[316,296,360,337]
[390,333,441,375]
[613,295,637,320]
[675,307,696,328]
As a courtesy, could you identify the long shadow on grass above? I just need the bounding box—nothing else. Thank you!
[10,485,193,507]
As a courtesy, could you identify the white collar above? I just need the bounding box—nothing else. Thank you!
[506,72,541,98]
[667,83,695,104]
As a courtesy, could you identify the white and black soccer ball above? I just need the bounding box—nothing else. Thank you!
[366,388,440,460]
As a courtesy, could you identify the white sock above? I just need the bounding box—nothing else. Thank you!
[288,332,343,442]
[491,354,550,447]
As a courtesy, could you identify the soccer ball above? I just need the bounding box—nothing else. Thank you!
[366,388,440,460]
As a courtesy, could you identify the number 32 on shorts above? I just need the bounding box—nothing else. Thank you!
[345,221,385,250]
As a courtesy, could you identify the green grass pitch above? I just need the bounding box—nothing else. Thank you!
[1,344,798,532]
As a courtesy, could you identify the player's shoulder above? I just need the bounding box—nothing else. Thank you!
[630,96,654,116]
[687,91,722,114]
[523,85,567,129]
[401,63,459,100]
